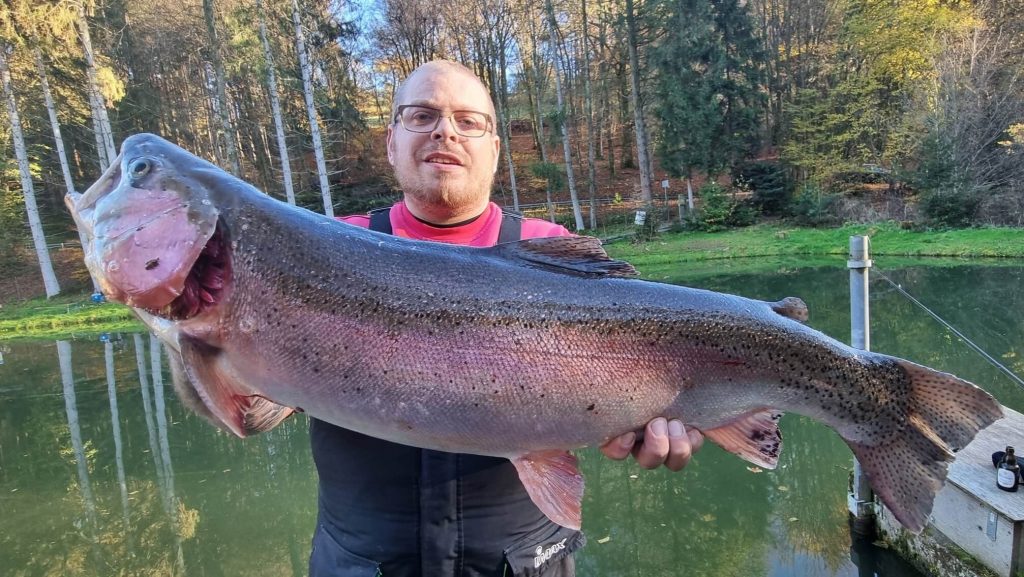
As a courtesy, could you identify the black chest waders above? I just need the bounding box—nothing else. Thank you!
[308,207,584,577]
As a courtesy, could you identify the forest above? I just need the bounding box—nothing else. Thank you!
[1,0,1022,299]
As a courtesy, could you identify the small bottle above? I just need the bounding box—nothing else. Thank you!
[998,446,1020,492]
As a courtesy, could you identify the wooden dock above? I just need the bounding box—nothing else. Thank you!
[878,405,1024,577]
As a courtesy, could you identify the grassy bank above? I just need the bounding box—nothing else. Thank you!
[605,222,1024,274]
[0,294,140,341]
[2,222,1021,340]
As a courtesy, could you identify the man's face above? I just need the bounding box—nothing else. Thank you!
[387,69,500,220]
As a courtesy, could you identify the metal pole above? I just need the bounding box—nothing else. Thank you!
[847,235,875,535]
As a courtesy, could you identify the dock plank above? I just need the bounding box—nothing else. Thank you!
[947,406,1024,522]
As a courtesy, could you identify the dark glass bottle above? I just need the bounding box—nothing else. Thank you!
[998,446,1020,492]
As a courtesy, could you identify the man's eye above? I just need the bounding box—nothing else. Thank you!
[456,115,483,129]
[410,111,437,124]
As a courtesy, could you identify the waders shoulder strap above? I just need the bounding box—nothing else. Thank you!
[368,206,523,242]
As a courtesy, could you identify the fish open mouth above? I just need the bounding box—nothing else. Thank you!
[153,222,231,321]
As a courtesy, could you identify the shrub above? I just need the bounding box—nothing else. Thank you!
[789,183,840,226]
[733,160,791,215]
[692,183,761,231]
[919,189,980,228]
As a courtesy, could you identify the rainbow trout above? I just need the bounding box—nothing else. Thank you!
[66,134,1002,533]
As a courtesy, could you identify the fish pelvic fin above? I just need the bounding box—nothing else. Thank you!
[847,358,1003,534]
[704,409,784,469]
[511,451,585,530]
[489,236,638,278]
[177,336,295,438]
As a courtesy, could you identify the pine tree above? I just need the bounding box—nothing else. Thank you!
[653,0,764,180]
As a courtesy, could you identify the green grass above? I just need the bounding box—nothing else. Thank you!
[0,294,141,342]
[604,222,1024,268]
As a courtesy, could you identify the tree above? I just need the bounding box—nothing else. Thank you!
[0,43,61,297]
[292,0,333,216]
[624,0,653,202]
[544,0,585,230]
[654,0,764,185]
[256,0,296,204]
[202,0,241,175]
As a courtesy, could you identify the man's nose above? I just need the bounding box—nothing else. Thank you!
[431,117,460,142]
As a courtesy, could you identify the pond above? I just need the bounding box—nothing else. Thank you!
[2,258,1023,577]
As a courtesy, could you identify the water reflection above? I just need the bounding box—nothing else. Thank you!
[3,261,1023,576]
[57,340,101,566]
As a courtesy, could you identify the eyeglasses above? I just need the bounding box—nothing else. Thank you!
[395,105,493,138]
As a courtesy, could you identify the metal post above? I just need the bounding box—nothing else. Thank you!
[847,235,875,535]
[677,194,685,222]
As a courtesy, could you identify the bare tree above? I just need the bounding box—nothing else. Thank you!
[293,0,333,216]
[0,43,61,297]
[256,0,296,204]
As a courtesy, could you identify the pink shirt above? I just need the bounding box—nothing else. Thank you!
[340,201,573,246]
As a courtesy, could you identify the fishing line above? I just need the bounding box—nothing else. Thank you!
[872,268,1024,390]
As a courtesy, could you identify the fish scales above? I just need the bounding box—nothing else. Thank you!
[65,133,1004,533]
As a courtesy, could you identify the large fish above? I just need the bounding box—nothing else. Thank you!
[67,134,1002,533]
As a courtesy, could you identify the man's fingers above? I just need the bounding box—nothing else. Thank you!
[633,418,670,469]
[664,420,694,471]
[688,428,705,453]
[599,431,635,460]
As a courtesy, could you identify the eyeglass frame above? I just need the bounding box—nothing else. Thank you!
[393,104,495,138]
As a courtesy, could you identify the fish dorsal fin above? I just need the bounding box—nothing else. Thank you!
[177,336,295,438]
[704,409,784,469]
[511,450,585,530]
[489,236,638,278]
[770,297,808,322]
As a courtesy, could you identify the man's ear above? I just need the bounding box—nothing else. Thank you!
[386,124,396,166]
[492,133,500,173]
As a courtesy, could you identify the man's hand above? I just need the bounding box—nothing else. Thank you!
[599,418,704,471]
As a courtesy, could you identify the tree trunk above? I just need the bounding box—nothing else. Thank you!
[624,0,653,202]
[1,45,61,298]
[76,0,117,171]
[35,46,100,292]
[544,0,584,230]
[293,0,333,217]
[527,19,555,223]
[203,0,241,175]
[495,42,519,212]
[581,0,598,229]
[257,0,296,204]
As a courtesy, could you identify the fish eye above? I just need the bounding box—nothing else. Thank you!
[128,158,151,179]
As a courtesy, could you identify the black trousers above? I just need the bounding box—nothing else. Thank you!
[308,418,584,577]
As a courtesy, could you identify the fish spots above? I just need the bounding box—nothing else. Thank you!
[586,404,595,411]
[145,258,160,270]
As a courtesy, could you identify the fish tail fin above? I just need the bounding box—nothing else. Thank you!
[847,358,1003,533]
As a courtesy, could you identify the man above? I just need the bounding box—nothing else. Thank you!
[309,60,704,577]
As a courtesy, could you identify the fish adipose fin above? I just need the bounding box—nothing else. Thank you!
[770,297,808,322]
[847,358,1004,533]
[511,450,585,530]
[489,237,638,278]
[704,409,784,469]
[175,336,295,438]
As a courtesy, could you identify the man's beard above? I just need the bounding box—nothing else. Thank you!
[397,166,494,214]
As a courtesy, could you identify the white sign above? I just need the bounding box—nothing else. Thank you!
[661,179,670,189]
[634,210,647,225]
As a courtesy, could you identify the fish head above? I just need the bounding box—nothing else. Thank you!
[66,134,228,320]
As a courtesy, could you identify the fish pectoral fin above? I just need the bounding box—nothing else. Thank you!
[511,451,585,530]
[489,236,638,278]
[177,336,295,438]
[704,409,784,469]
[769,297,808,322]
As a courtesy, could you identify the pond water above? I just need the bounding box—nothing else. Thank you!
[2,258,1023,577]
